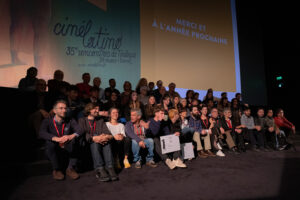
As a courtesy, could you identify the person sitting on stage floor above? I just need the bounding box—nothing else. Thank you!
[264,108,280,150]
[189,106,214,158]
[167,109,188,166]
[274,108,296,138]
[221,108,246,152]
[106,107,131,169]
[274,108,296,149]
[39,100,83,181]
[148,107,187,170]
[125,108,157,169]
[199,106,224,157]
[241,107,266,151]
[179,108,194,142]
[254,108,272,151]
[78,103,117,182]
[210,107,239,154]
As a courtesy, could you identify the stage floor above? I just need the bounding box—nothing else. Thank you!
[6,134,300,200]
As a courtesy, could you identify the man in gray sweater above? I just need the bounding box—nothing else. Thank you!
[241,107,265,151]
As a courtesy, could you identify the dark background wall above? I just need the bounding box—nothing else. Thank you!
[236,0,298,127]
[236,0,267,106]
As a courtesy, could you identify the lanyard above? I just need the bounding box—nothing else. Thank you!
[134,124,142,136]
[226,119,232,129]
[53,119,65,137]
[201,118,209,129]
[88,120,96,136]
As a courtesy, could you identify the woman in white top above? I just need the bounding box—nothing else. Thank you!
[106,108,131,168]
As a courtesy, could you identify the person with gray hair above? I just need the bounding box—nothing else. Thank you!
[125,108,157,168]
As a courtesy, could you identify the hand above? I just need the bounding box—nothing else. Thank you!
[140,120,150,129]
[220,127,225,134]
[114,134,124,141]
[174,132,180,136]
[67,134,76,141]
[255,126,262,131]
[99,111,108,117]
[139,141,146,148]
[92,135,106,144]
[208,129,212,135]
[235,129,242,134]
[201,130,207,135]
[292,126,296,134]
[52,136,68,143]
[268,127,274,132]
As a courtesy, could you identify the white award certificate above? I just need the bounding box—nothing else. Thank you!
[160,135,181,154]
[181,143,195,159]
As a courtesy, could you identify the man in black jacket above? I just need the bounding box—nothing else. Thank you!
[39,100,83,180]
[78,103,118,182]
[220,108,246,152]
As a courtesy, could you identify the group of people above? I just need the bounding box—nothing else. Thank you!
[20,67,296,182]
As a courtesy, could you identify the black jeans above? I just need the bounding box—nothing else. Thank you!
[45,139,78,170]
[248,129,264,148]
[265,130,277,149]
[112,137,131,163]
[232,130,245,150]
[154,137,180,161]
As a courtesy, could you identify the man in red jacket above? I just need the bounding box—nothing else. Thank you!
[274,108,296,137]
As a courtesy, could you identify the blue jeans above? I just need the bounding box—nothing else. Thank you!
[131,138,154,162]
[90,142,114,170]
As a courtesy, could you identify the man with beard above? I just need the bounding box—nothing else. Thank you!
[39,100,82,180]
[221,108,246,152]
[78,103,117,182]
[189,106,214,158]
[210,107,239,154]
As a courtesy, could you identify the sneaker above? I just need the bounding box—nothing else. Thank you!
[217,143,223,150]
[198,150,208,158]
[53,170,64,181]
[278,145,286,151]
[96,168,110,182]
[216,150,225,157]
[123,158,131,169]
[107,167,118,181]
[165,158,176,170]
[135,160,142,169]
[206,150,216,157]
[66,168,79,180]
[174,158,187,168]
[146,160,158,168]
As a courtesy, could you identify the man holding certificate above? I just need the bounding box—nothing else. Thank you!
[148,106,187,170]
